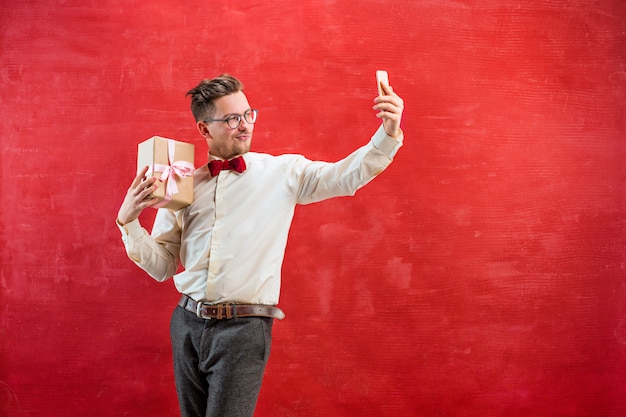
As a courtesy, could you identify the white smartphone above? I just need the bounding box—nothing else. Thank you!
[376,70,389,96]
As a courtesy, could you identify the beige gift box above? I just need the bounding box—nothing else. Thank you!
[137,136,195,210]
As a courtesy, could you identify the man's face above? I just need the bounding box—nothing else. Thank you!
[200,91,254,160]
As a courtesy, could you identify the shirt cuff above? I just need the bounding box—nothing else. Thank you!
[116,218,144,241]
[371,124,404,159]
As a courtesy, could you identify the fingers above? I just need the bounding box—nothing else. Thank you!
[117,168,160,225]
[373,91,404,119]
[130,166,150,189]
[379,82,393,96]
[374,85,403,108]
[373,85,404,138]
[135,177,157,197]
[136,179,158,201]
[130,167,158,198]
[374,101,403,117]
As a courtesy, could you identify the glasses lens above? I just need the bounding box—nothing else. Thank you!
[225,115,242,129]
[244,109,258,124]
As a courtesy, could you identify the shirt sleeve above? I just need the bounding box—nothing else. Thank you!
[116,214,180,282]
[291,124,403,204]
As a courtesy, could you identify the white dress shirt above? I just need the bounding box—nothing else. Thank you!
[118,125,403,305]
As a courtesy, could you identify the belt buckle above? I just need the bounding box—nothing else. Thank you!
[196,301,210,319]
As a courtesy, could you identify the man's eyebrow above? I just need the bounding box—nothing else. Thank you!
[223,108,253,117]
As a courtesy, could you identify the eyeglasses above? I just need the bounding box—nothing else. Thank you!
[204,109,258,129]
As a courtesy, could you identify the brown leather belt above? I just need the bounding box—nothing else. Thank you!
[178,294,285,320]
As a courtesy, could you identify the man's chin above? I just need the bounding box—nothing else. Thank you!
[236,141,251,153]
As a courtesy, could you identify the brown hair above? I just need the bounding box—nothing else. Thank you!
[186,74,244,122]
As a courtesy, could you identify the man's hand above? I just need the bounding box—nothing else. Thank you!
[374,83,404,138]
[117,166,160,225]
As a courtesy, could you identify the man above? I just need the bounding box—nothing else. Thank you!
[116,74,404,417]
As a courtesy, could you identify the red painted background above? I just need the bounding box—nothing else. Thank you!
[1,1,625,416]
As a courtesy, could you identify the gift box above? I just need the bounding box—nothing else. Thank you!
[137,136,195,210]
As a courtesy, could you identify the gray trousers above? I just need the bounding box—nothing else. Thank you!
[169,305,273,417]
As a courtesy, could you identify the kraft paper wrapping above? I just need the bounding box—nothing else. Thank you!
[137,136,195,210]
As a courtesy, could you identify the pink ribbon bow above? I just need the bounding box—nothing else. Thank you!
[149,139,194,208]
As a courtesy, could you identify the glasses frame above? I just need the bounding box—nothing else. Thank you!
[204,108,258,129]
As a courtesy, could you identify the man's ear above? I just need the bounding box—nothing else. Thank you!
[197,121,211,138]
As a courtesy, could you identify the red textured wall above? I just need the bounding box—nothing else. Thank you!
[1,1,625,416]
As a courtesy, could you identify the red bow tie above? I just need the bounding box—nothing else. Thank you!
[208,156,247,177]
